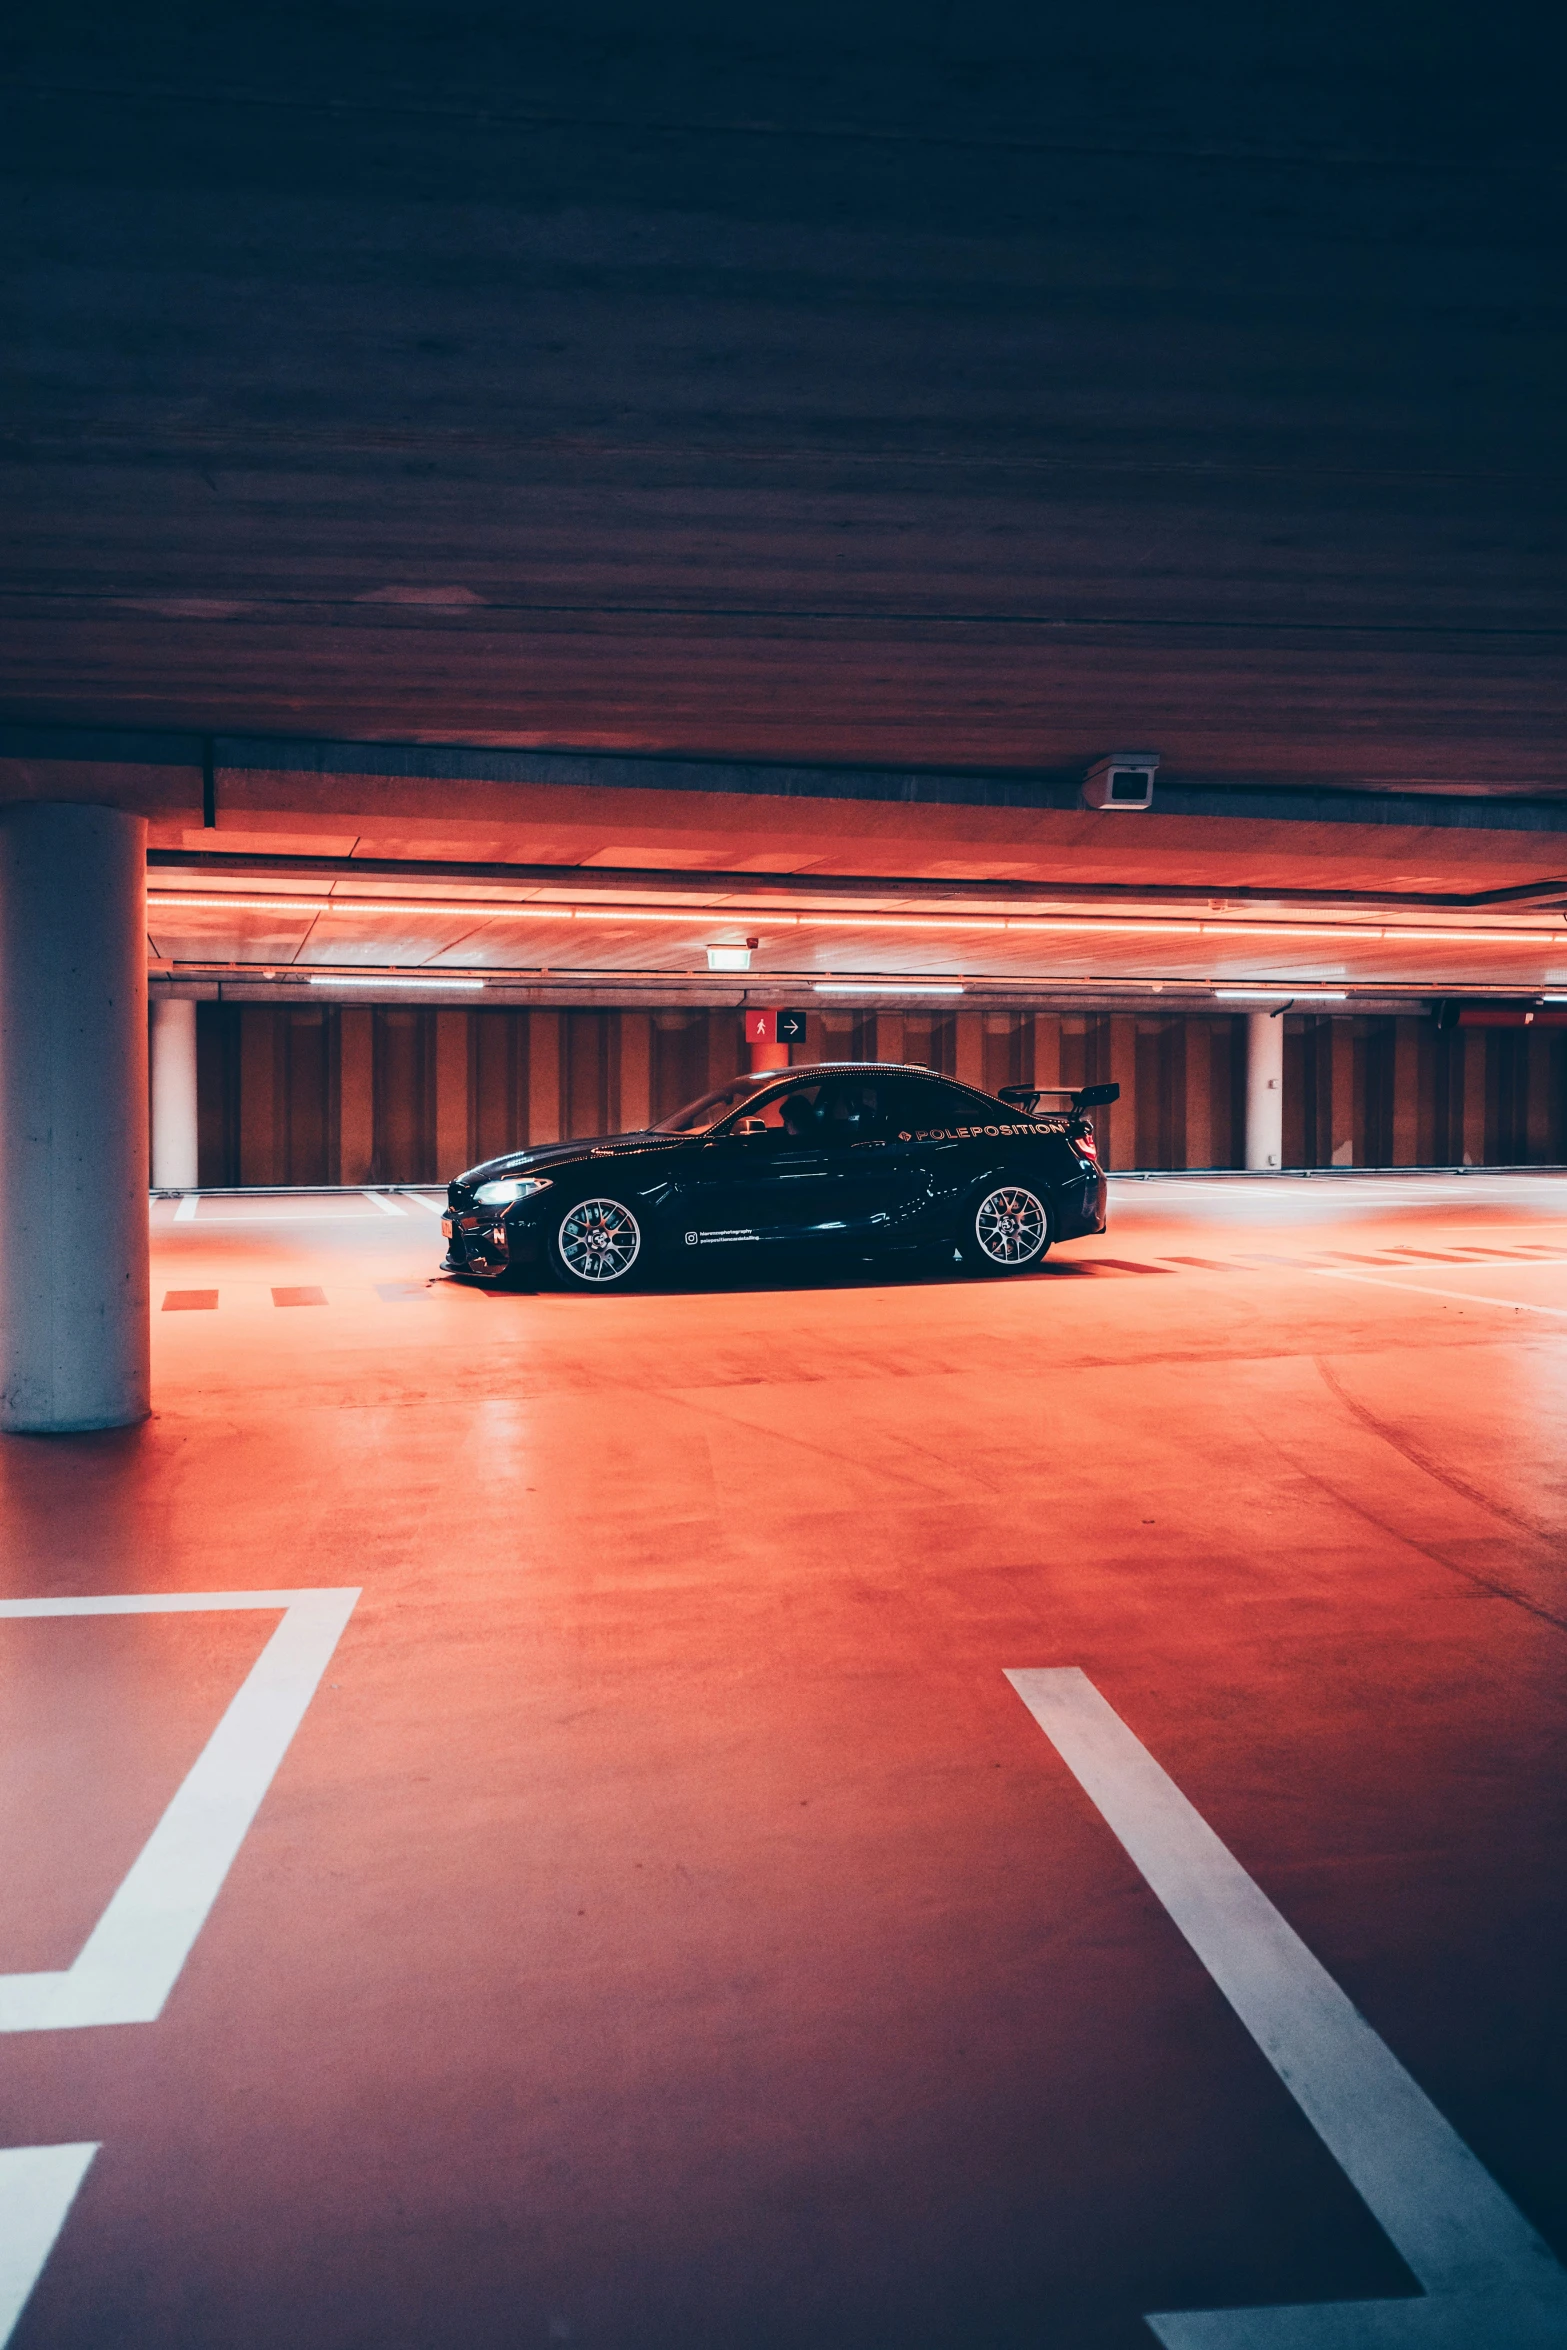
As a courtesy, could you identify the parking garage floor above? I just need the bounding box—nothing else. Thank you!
[3,1174,1566,2349]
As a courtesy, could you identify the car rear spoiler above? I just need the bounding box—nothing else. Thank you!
[998,1082,1120,1116]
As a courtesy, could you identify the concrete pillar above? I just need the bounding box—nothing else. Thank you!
[706,1011,742,1091]
[1184,1021,1213,1170]
[0,803,150,1431]
[1107,1014,1137,1171]
[1330,1020,1356,1164]
[1461,1030,1487,1166]
[1245,1011,1284,1171]
[1032,1013,1061,1093]
[1526,1028,1551,1163]
[434,1010,470,1175]
[150,997,199,1190]
[954,1013,984,1090]
[621,1012,653,1124]
[874,1012,904,1066]
[748,1040,789,1074]
[528,1011,560,1144]
[239,1007,280,1185]
[337,1007,374,1183]
[1391,1019,1420,1165]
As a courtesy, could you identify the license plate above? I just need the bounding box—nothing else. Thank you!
[440,1217,453,1237]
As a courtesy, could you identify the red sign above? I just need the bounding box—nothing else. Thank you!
[744,1010,769,1044]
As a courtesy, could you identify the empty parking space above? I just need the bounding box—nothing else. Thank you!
[1,1174,1564,2348]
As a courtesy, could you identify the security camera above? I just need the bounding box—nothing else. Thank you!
[1083,752,1159,810]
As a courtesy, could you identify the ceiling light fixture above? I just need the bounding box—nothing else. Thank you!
[813,981,965,995]
[1214,988,1348,1001]
[306,974,485,990]
[143,893,1567,952]
[148,896,334,914]
[705,945,752,971]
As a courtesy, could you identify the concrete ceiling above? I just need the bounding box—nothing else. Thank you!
[7,3,1566,790]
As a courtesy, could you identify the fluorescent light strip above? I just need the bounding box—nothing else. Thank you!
[813,981,965,995]
[148,896,334,914]
[1214,988,1348,1000]
[307,974,485,990]
[145,893,1567,950]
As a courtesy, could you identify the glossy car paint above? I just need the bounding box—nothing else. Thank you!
[440,1064,1109,1284]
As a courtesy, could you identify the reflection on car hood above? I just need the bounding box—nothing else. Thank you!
[454,1131,674,1188]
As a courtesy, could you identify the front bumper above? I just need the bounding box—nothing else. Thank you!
[441,1211,543,1280]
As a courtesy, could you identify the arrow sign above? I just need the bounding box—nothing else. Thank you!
[1006,1669,1567,2349]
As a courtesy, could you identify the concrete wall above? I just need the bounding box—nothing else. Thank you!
[191,1005,1567,1186]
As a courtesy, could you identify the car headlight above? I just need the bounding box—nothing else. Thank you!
[473,1176,553,1207]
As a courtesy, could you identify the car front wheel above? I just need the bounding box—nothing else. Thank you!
[962,1182,1051,1275]
[548,1194,647,1290]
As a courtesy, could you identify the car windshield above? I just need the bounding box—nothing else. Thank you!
[653,1079,772,1134]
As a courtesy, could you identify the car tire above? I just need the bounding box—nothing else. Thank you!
[960,1181,1052,1276]
[546,1193,648,1291]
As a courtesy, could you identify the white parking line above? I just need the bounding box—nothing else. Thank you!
[1309,1267,1567,1318]
[362,1189,406,1215]
[0,1589,359,2032]
[401,1190,446,1214]
[0,2144,98,2348]
[1007,1668,1567,2347]
[173,1193,198,1221]
[165,1212,386,1226]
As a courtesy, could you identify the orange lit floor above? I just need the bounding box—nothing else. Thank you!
[3,1175,1566,2348]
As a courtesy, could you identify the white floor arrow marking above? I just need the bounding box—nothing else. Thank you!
[0,1588,359,2032]
[1006,1668,1567,2348]
[0,2144,98,2345]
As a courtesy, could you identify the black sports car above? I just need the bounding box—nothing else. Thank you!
[440,1061,1118,1290]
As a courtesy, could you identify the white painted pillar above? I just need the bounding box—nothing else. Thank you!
[150,998,199,1190]
[1245,1010,1285,1171]
[0,804,150,1430]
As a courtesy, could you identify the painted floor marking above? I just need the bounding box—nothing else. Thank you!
[1308,1267,1567,1318]
[362,1189,406,1215]
[0,1588,359,2032]
[0,2143,98,2347]
[1006,1669,1567,2348]
[401,1190,446,1214]
[173,1193,198,1221]
[163,1211,386,1225]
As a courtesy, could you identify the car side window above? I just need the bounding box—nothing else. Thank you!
[729,1082,825,1138]
[896,1080,1000,1132]
[815,1078,883,1143]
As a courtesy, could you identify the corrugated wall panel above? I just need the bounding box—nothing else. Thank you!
[184,1004,1566,1186]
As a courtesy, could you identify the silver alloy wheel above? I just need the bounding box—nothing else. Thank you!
[974,1185,1047,1266]
[557,1197,642,1284]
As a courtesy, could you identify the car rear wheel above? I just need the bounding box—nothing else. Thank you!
[547,1194,647,1290]
[962,1183,1051,1275]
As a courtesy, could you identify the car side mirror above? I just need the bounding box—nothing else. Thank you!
[732,1117,768,1135]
